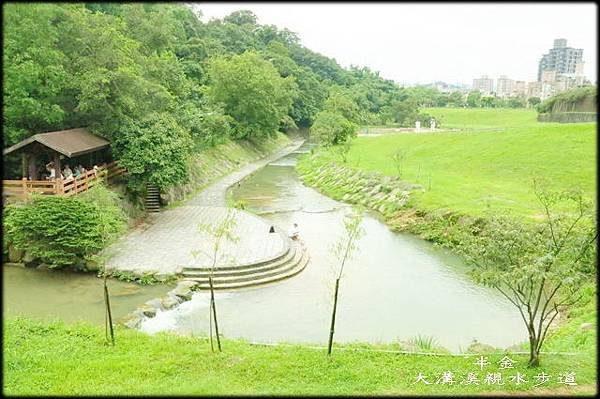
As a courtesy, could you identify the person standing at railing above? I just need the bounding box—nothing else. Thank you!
[73,165,85,179]
[63,165,74,182]
[46,162,56,180]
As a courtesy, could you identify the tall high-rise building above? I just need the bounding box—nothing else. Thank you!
[537,38,584,81]
[472,75,494,95]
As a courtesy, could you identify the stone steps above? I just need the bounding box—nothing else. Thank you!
[183,233,292,272]
[146,184,160,213]
[183,241,309,290]
[183,243,297,278]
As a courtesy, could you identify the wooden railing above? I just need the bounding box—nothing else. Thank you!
[2,161,126,200]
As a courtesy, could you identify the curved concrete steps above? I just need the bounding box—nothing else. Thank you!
[183,240,309,290]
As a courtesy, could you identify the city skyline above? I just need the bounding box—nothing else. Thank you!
[192,3,597,86]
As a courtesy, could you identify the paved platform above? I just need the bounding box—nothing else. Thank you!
[103,206,287,274]
[102,139,305,275]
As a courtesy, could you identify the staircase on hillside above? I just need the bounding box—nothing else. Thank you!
[145,184,160,213]
[182,240,309,290]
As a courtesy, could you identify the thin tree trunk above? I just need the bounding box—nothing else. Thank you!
[327,278,341,356]
[209,300,214,352]
[209,277,222,352]
[103,273,115,345]
[528,331,540,367]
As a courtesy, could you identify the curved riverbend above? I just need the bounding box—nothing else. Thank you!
[140,142,527,352]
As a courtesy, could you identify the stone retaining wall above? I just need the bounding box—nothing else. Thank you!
[537,112,597,123]
[297,155,423,219]
[161,134,291,205]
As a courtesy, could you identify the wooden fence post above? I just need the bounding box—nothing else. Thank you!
[22,178,28,201]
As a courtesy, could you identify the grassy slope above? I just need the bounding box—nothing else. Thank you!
[293,108,597,392]
[339,112,596,218]
[3,317,596,396]
[426,107,539,129]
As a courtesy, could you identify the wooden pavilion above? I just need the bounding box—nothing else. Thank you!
[2,128,125,199]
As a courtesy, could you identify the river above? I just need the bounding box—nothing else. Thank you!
[139,142,526,352]
[3,266,173,325]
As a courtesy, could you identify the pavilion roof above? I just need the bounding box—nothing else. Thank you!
[3,128,110,158]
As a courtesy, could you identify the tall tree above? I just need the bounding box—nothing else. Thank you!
[207,51,297,140]
[3,3,69,145]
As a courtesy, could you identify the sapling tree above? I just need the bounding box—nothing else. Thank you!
[197,207,239,352]
[457,184,596,367]
[327,207,365,355]
[103,263,115,346]
[94,191,125,347]
[390,149,406,178]
[332,139,352,164]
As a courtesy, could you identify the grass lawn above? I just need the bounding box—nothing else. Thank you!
[425,107,539,129]
[3,316,596,396]
[326,110,596,219]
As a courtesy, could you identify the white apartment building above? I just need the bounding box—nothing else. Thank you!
[496,75,514,98]
[472,75,494,95]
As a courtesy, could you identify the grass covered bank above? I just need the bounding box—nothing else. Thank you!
[301,123,595,219]
[3,317,596,395]
[296,108,596,385]
[425,107,539,129]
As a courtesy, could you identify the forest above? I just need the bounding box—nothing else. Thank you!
[4,3,432,189]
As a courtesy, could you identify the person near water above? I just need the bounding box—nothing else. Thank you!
[290,223,299,240]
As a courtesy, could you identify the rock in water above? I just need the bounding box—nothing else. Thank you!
[138,304,157,318]
[8,245,24,263]
[170,280,198,301]
[161,295,181,310]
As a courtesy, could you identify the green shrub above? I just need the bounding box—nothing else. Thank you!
[310,110,357,146]
[407,335,437,351]
[113,112,193,190]
[3,186,127,268]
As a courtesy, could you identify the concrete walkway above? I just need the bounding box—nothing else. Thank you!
[189,138,305,206]
[103,138,305,276]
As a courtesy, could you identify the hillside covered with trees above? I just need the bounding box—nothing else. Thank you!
[3,3,429,189]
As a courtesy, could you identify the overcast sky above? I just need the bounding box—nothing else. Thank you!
[192,2,597,86]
